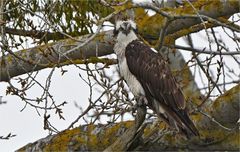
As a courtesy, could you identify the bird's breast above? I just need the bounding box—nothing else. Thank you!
[118,58,145,96]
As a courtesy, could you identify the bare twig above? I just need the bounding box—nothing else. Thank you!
[175,45,240,55]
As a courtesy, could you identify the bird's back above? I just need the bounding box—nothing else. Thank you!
[125,40,199,138]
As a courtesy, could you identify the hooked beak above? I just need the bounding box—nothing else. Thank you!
[122,23,131,35]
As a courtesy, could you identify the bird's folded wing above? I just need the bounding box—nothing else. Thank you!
[125,40,185,110]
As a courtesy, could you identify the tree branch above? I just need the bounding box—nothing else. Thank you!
[5,27,65,40]
[0,30,114,82]
[16,84,240,151]
[174,45,240,55]
[137,0,239,39]
[0,0,239,82]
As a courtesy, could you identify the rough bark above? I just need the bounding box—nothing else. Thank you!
[0,0,239,82]
[0,30,114,82]
[1,1,240,151]
[137,0,239,39]
[16,84,240,151]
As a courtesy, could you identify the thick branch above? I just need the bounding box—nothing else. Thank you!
[0,0,239,82]
[0,31,114,82]
[16,84,240,151]
[5,27,65,40]
[139,0,239,39]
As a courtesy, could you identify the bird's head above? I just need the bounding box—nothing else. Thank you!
[114,20,138,37]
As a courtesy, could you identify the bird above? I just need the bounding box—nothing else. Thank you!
[113,19,199,138]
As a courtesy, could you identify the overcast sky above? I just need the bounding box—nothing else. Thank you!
[1,32,239,152]
[0,1,239,151]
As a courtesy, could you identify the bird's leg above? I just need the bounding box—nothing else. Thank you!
[134,96,147,130]
[123,96,147,151]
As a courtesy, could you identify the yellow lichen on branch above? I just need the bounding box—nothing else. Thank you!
[112,1,133,12]
[137,0,239,44]
[17,83,240,151]
[17,121,135,151]
[46,57,117,68]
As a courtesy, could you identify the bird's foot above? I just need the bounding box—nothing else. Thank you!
[130,96,147,112]
[134,96,147,130]
[136,95,148,106]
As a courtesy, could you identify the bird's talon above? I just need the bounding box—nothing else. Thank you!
[136,96,147,107]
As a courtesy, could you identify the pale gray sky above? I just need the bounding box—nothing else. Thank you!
[0,1,239,151]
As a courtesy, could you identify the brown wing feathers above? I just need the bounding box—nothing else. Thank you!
[125,40,199,137]
[126,40,185,109]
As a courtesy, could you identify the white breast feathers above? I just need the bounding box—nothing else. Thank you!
[113,31,145,97]
[118,58,145,96]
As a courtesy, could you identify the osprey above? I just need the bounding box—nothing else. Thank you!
[113,20,199,138]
